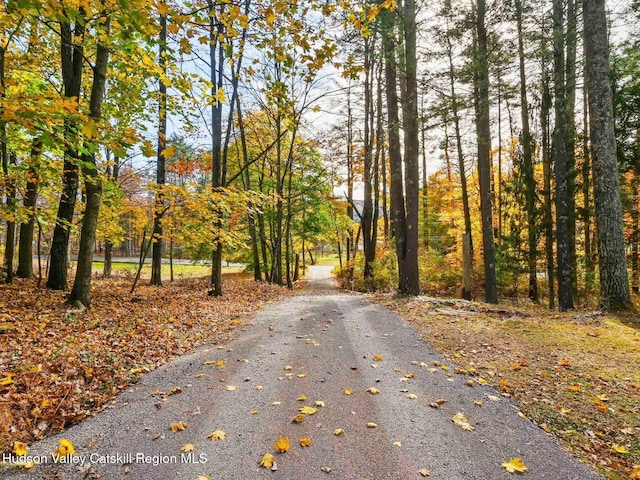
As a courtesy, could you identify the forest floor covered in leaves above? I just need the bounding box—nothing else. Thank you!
[0,274,294,455]
[374,295,640,480]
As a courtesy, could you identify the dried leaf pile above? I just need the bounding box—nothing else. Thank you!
[377,294,640,480]
[0,275,293,453]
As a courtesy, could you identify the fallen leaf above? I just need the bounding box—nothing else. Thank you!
[259,453,276,469]
[224,385,237,391]
[373,355,383,361]
[366,387,380,395]
[344,388,354,395]
[474,400,484,406]
[251,409,259,415]
[284,365,293,371]
[297,374,308,378]
[299,406,318,415]
[452,412,475,431]
[333,428,344,436]
[612,444,628,454]
[393,441,402,447]
[404,372,415,379]
[314,400,326,407]
[292,413,306,423]
[13,442,29,456]
[464,380,475,387]
[196,476,211,480]
[630,465,640,479]
[477,378,488,385]
[180,444,195,452]
[321,466,332,473]
[254,385,263,391]
[419,468,431,477]
[568,385,582,392]
[274,436,290,453]
[367,422,378,428]
[406,394,418,400]
[502,457,527,473]
[195,373,205,378]
[487,395,500,402]
[300,436,312,447]
[297,394,307,401]
[23,461,36,469]
[55,438,76,456]
[208,430,226,441]
[0,374,14,386]
[170,422,187,432]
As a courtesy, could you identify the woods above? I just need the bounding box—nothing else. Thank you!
[0,0,639,311]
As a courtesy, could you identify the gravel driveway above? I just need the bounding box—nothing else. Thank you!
[0,267,604,479]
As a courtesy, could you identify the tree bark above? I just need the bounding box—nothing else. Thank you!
[553,0,574,310]
[150,12,167,287]
[583,0,632,310]
[541,68,555,309]
[47,15,85,291]
[68,16,110,307]
[16,138,42,279]
[515,0,538,302]
[474,0,498,303]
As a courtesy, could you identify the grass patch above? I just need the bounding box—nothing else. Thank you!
[373,295,640,480]
[90,261,243,280]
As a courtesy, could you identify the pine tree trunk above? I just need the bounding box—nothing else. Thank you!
[474,0,498,303]
[566,0,578,297]
[583,0,632,311]
[553,0,574,310]
[541,68,555,309]
[515,0,538,302]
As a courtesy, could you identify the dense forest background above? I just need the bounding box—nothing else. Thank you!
[1,0,639,312]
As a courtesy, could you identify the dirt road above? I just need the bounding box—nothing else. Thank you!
[1,267,603,479]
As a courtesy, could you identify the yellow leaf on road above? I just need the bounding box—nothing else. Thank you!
[406,394,418,400]
[208,430,226,441]
[419,469,431,477]
[55,438,76,456]
[300,436,311,447]
[333,428,344,436]
[225,385,237,391]
[344,388,354,395]
[373,355,383,361]
[452,412,475,431]
[180,444,195,452]
[292,413,305,423]
[274,436,290,453]
[314,401,326,407]
[366,387,380,395]
[299,406,318,415]
[502,457,527,473]
[367,422,378,428]
[297,394,307,401]
[170,422,187,432]
[13,442,28,456]
[259,452,275,469]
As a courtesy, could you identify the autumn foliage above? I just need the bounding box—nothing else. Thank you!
[0,275,293,453]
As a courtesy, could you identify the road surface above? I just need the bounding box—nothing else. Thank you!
[0,267,603,479]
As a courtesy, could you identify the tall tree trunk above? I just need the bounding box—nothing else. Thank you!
[515,0,538,302]
[103,155,120,278]
[583,0,632,310]
[446,23,472,299]
[150,12,167,287]
[346,83,354,263]
[566,0,578,296]
[362,36,376,280]
[3,152,16,283]
[16,138,42,279]
[474,0,498,303]
[209,1,225,295]
[47,15,84,290]
[582,78,594,293]
[399,0,420,295]
[69,17,110,307]
[553,0,574,310]
[381,9,408,292]
[541,66,555,309]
